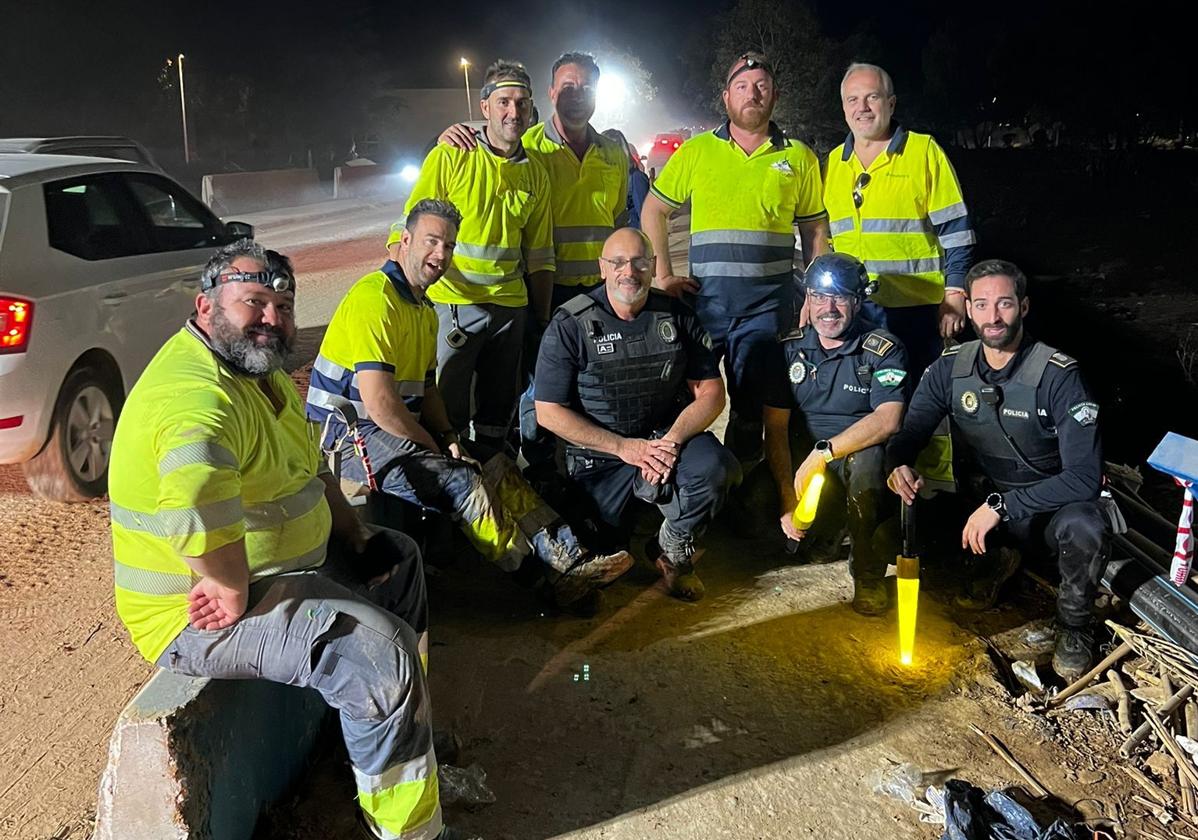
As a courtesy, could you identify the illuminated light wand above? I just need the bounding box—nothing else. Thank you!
[792,469,826,532]
[896,499,920,666]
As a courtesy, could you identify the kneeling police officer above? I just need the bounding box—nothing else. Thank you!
[886,259,1110,680]
[763,253,908,614]
[534,228,741,601]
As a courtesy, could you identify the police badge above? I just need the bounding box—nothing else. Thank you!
[960,390,979,415]
[789,361,807,384]
[658,320,678,343]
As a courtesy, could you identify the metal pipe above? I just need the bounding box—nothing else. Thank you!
[1102,557,1198,660]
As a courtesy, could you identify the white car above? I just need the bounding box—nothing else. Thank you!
[0,153,252,501]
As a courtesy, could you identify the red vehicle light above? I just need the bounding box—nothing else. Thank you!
[0,297,33,353]
[0,415,22,430]
[659,139,669,145]
[672,142,679,149]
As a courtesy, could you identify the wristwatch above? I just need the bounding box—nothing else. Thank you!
[985,492,1008,520]
[814,439,835,463]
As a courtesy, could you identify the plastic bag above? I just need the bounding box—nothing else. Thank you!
[867,762,923,804]
[438,763,497,807]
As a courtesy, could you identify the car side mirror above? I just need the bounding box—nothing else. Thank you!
[225,221,254,239]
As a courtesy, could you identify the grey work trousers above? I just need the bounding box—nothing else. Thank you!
[155,529,441,840]
[436,301,526,448]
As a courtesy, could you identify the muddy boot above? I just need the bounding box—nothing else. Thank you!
[549,550,634,607]
[851,577,889,616]
[955,546,1021,611]
[1052,623,1094,682]
[647,534,705,602]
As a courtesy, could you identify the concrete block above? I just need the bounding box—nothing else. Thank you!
[201,169,327,215]
[94,669,328,840]
[333,164,405,201]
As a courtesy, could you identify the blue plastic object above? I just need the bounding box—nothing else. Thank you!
[1148,432,1198,486]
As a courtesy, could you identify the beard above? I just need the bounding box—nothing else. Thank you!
[977,314,1022,350]
[208,302,294,377]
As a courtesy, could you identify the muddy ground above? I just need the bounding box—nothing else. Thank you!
[0,148,1196,839]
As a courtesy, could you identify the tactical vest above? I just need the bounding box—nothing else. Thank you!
[948,340,1071,489]
[564,292,688,437]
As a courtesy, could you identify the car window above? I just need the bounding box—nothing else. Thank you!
[121,173,229,252]
[44,176,150,260]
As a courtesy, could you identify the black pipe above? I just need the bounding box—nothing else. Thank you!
[1102,557,1198,661]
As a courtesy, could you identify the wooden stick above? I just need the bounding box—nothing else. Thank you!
[1145,710,1198,791]
[1186,702,1198,818]
[1121,685,1196,757]
[968,723,1050,798]
[1119,764,1173,806]
[1048,642,1134,708]
[1165,671,1178,728]
[1108,669,1134,734]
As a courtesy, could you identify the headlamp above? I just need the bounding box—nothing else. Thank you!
[203,269,295,293]
[726,53,775,86]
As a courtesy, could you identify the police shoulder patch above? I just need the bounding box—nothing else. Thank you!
[780,327,805,343]
[1068,401,1099,426]
[874,368,907,388]
[1048,352,1078,369]
[862,332,895,357]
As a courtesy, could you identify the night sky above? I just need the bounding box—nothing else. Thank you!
[0,0,1191,152]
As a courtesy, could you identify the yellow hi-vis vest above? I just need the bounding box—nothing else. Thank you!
[110,323,331,663]
[824,127,974,309]
[406,135,555,308]
[522,121,628,289]
[650,121,826,318]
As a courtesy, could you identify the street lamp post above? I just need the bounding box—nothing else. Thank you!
[460,57,472,121]
[177,53,190,164]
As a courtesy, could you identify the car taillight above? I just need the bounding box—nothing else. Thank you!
[0,297,33,353]
[672,142,680,149]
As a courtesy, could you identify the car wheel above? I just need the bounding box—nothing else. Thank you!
[23,366,121,502]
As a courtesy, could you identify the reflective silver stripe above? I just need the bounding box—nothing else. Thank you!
[447,267,508,286]
[111,498,242,538]
[691,229,794,247]
[928,202,968,225]
[555,259,600,278]
[113,561,195,595]
[938,230,977,249]
[252,541,327,578]
[454,242,520,261]
[244,476,326,530]
[353,746,437,794]
[691,259,795,278]
[312,354,348,379]
[524,247,555,262]
[864,257,942,276]
[829,217,854,236]
[554,225,612,244]
[395,380,425,397]
[306,386,366,418]
[157,442,238,477]
[861,218,930,234]
[113,541,327,597]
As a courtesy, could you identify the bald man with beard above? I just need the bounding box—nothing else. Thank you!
[534,228,741,601]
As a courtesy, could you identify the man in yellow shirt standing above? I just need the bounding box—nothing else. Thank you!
[823,62,975,376]
[641,52,829,467]
[405,59,554,453]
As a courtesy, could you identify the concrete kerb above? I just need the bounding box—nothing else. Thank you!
[94,669,328,840]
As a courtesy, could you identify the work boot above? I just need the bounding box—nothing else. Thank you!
[647,536,705,601]
[1052,623,1094,682]
[851,577,889,616]
[955,546,1021,611]
[549,550,634,607]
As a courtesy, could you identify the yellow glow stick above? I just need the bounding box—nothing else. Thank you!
[896,501,919,666]
[791,470,826,532]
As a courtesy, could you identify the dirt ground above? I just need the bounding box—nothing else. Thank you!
[1,149,1196,839]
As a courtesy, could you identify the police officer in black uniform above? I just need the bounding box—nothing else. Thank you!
[886,259,1109,680]
[762,253,908,615]
[534,228,741,601]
